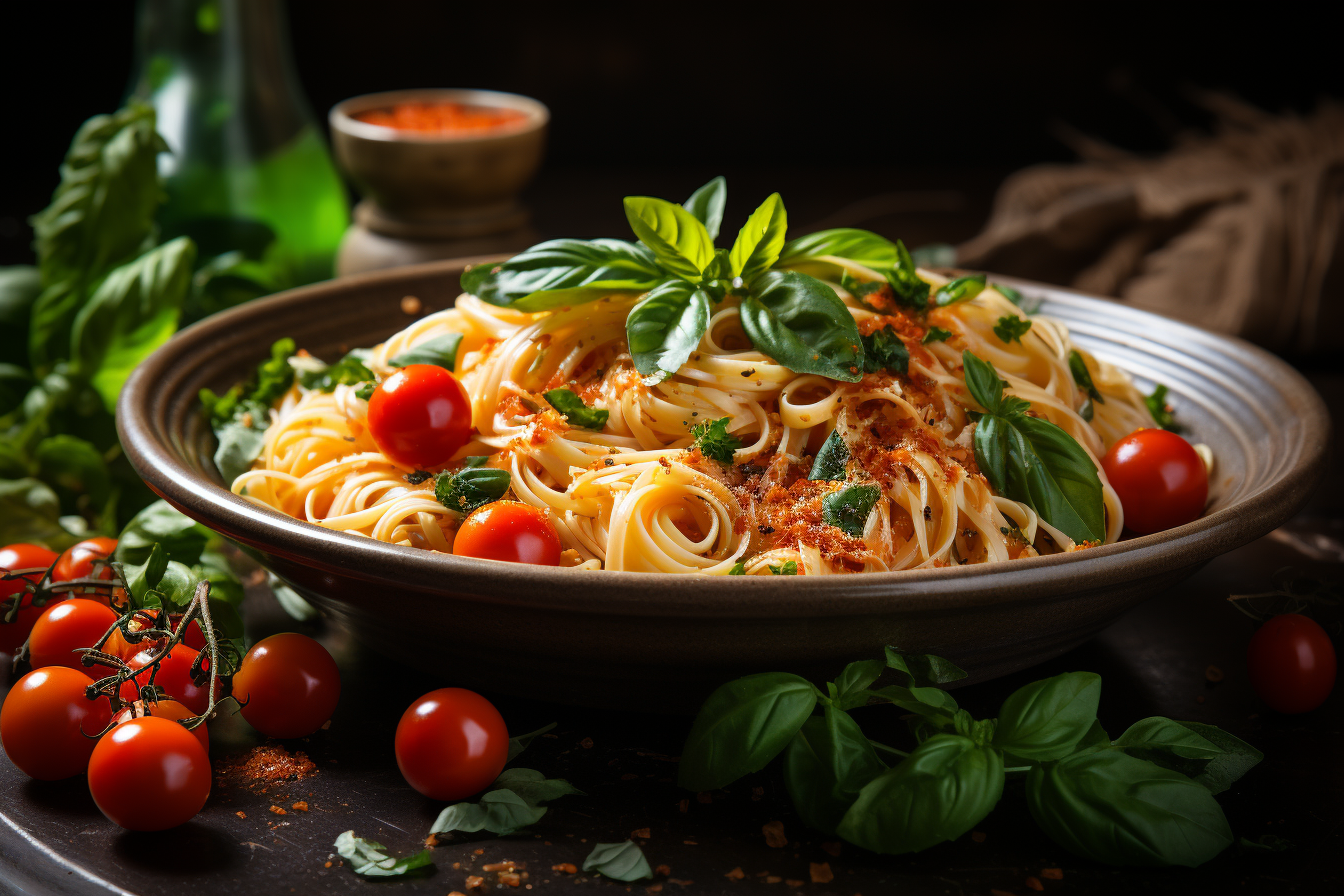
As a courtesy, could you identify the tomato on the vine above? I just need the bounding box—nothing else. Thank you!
[0,543,60,655]
[28,599,120,673]
[52,537,120,606]
[105,612,206,659]
[0,667,113,780]
[113,699,208,755]
[1247,613,1336,714]
[1101,429,1208,534]
[121,643,218,715]
[453,502,562,566]
[366,364,472,468]
[395,688,509,800]
[87,716,211,831]
[230,633,340,738]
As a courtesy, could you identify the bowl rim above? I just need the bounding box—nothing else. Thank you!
[117,258,1330,619]
[329,88,550,145]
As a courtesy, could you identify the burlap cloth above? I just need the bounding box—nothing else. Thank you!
[958,93,1344,355]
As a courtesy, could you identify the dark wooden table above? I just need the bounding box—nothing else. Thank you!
[1,172,1339,895]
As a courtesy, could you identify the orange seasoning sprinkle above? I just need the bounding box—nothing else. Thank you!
[355,101,528,135]
[216,744,318,791]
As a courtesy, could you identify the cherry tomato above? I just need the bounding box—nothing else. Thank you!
[105,612,206,659]
[366,364,472,468]
[1101,429,1208,534]
[87,716,211,831]
[453,502,562,566]
[28,599,120,674]
[113,699,209,755]
[0,667,113,780]
[395,688,509,800]
[52,537,120,606]
[121,644,218,715]
[231,633,341,738]
[1247,613,1336,714]
[0,543,60,655]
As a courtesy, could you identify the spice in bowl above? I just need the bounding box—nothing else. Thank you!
[354,101,528,135]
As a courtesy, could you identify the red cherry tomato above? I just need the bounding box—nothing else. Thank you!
[113,699,209,755]
[453,502,562,566]
[1247,614,1336,714]
[87,716,211,831]
[1101,429,1208,534]
[105,612,206,660]
[395,688,509,800]
[0,667,113,780]
[27,599,120,673]
[0,543,60,654]
[366,364,472,468]
[52,537,120,606]
[121,644,218,715]
[230,633,340,738]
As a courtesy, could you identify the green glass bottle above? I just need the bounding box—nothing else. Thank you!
[128,0,349,321]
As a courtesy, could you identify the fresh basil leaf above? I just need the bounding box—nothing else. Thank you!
[390,333,462,371]
[884,241,931,310]
[729,562,745,575]
[678,671,818,791]
[34,435,111,514]
[836,734,1004,854]
[922,326,952,344]
[493,767,584,806]
[299,350,373,392]
[741,271,864,383]
[839,270,885,300]
[973,413,1009,494]
[69,237,195,411]
[769,560,798,575]
[993,671,1101,761]
[115,500,213,567]
[623,196,714,281]
[1113,717,1222,759]
[507,722,557,762]
[831,659,886,710]
[995,283,1023,305]
[866,683,960,729]
[0,477,77,549]
[808,430,849,481]
[1069,350,1103,404]
[429,788,547,836]
[935,274,987,307]
[211,418,267,483]
[690,416,742,464]
[823,483,881,537]
[777,228,900,270]
[683,176,727,241]
[0,265,41,369]
[1146,383,1181,432]
[355,383,374,401]
[29,104,168,373]
[1119,721,1262,795]
[334,831,434,878]
[626,279,711,383]
[434,467,511,516]
[884,648,969,687]
[1025,750,1232,867]
[861,326,909,375]
[728,193,788,284]
[461,238,663,309]
[1079,398,1094,422]
[993,314,1031,344]
[582,841,653,882]
[544,388,609,430]
[1075,718,1113,754]
[1005,416,1106,544]
[961,351,1005,415]
[785,708,887,835]
[463,456,490,468]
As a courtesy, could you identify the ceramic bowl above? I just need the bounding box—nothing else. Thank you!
[117,259,1329,710]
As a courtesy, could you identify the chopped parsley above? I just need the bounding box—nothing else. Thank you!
[768,560,798,575]
[1145,383,1181,432]
[729,562,746,575]
[544,388,609,430]
[922,326,953,344]
[691,417,742,464]
[299,350,374,392]
[993,315,1032,344]
[884,240,931,310]
[860,326,910,375]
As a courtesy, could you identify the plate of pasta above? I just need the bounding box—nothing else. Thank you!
[118,179,1328,708]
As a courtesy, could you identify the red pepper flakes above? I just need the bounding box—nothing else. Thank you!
[762,821,788,848]
[669,881,695,887]
[465,875,486,891]
[580,737,594,749]
[810,863,834,884]
[552,863,578,874]
[269,805,287,815]
[449,892,467,896]
[632,828,651,839]
[647,886,664,894]
[991,890,1017,896]
[971,831,987,843]
[820,841,842,857]
[785,880,804,888]
[683,840,698,846]
[291,801,308,812]
[499,872,522,887]
[765,876,782,884]
[1026,876,1044,891]
[235,811,247,819]
[725,867,745,880]
[1041,868,1064,880]
[484,862,518,872]
[324,861,332,868]
[751,786,765,801]
[655,864,672,876]
[678,799,690,813]
[217,743,318,791]
[474,849,486,855]
[425,833,439,847]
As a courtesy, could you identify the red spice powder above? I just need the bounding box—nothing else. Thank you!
[354,101,527,135]
[216,743,318,790]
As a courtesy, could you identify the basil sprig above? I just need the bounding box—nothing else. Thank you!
[434,462,511,515]
[464,180,902,385]
[390,333,462,371]
[962,350,1105,545]
[679,650,1256,866]
[1068,349,1103,422]
[543,388,608,430]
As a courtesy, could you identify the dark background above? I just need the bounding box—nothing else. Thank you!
[2,1,1341,265]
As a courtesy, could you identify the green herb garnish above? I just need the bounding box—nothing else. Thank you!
[922,326,953,344]
[691,416,742,464]
[861,326,910,375]
[434,465,511,515]
[1146,383,1181,431]
[822,483,882,537]
[543,388,609,430]
[993,315,1032,344]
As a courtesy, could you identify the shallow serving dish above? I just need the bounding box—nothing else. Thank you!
[117,259,1329,710]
